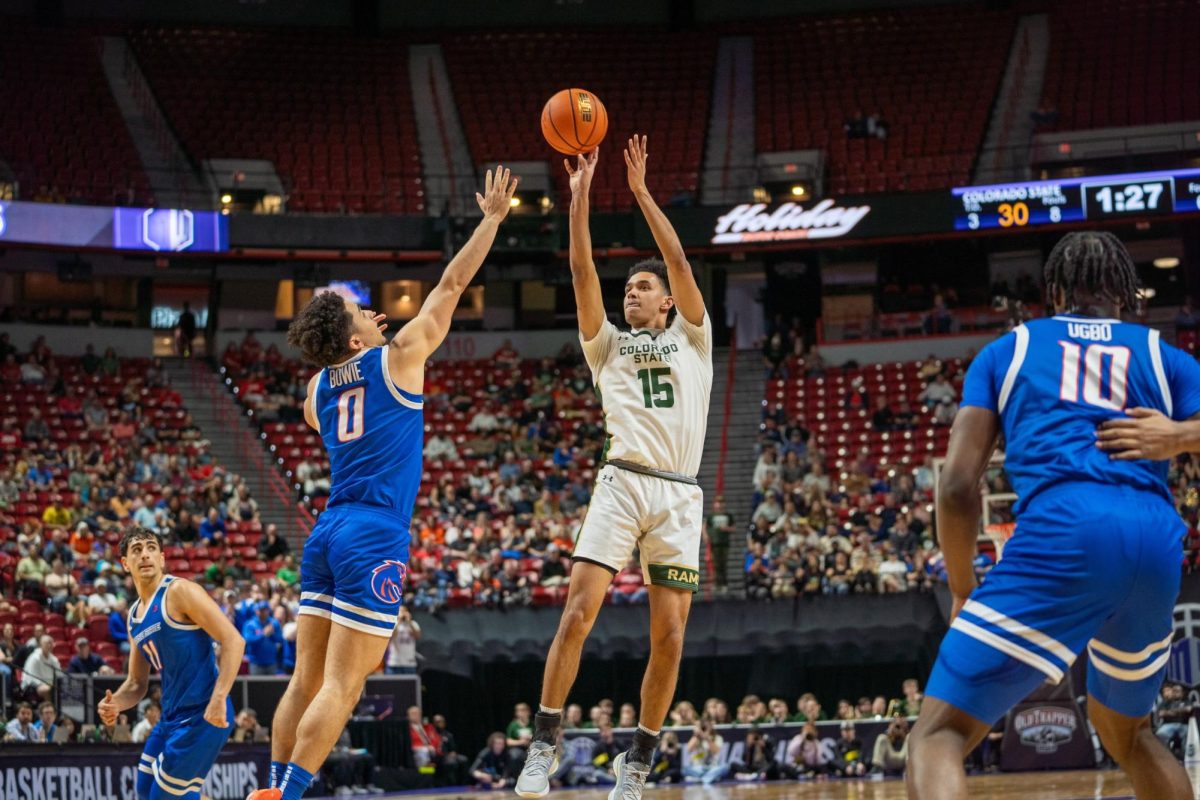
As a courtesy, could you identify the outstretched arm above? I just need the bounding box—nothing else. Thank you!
[566,150,606,340]
[390,168,519,389]
[170,579,244,728]
[936,406,1000,619]
[624,135,705,326]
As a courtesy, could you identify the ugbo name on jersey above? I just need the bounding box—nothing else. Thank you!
[619,340,680,365]
[1066,322,1113,342]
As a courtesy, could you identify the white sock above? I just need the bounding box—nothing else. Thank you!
[637,724,660,737]
[539,705,563,715]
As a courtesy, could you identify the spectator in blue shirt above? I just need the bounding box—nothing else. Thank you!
[67,637,112,675]
[26,458,53,487]
[198,508,226,545]
[108,598,130,654]
[242,602,283,675]
[32,701,58,743]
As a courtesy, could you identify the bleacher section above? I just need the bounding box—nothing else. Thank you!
[751,5,1014,193]
[128,27,425,214]
[1040,0,1200,130]
[442,29,717,212]
[0,21,151,206]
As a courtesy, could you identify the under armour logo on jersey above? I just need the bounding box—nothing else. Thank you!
[370,560,408,605]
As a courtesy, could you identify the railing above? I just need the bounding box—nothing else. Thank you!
[987,26,1032,179]
[817,306,1029,344]
[200,360,313,541]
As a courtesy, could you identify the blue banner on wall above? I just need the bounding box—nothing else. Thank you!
[0,201,228,252]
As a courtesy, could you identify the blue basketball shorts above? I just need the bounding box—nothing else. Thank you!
[137,699,233,800]
[927,482,1184,724]
[299,502,411,638]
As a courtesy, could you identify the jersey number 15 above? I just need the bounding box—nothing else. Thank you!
[1058,342,1130,411]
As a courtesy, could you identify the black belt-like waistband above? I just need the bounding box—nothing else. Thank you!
[603,458,699,486]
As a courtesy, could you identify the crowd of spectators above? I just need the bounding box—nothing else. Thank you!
[0,335,295,741]
[447,680,934,789]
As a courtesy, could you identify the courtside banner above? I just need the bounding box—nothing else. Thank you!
[0,743,268,800]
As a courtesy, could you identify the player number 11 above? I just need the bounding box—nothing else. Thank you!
[1058,341,1130,411]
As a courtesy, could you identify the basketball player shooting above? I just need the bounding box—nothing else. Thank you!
[246,167,519,800]
[515,136,713,800]
[906,232,1200,800]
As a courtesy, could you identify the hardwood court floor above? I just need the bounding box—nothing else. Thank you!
[370,769,1162,800]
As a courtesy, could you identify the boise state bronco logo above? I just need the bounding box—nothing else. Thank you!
[370,560,408,604]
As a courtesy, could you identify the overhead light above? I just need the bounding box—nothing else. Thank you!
[539,195,552,210]
[510,197,521,207]
[752,186,771,203]
[220,193,233,204]
[1154,257,1180,269]
[401,294,411,303]
[1137,287,1157,300]
[790,185,807,197]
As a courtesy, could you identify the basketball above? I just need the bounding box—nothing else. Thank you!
[540,88,608,155]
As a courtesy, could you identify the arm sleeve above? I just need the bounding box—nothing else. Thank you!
[1161,343,1200,420]
[579,321,618,375]
[673,311,713,357]
[959,333,1015,413]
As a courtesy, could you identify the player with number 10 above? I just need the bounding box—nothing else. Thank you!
[906,231,1200,800]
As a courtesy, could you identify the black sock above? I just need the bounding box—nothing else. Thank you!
[533,712,561,745]
[628,728,660,766]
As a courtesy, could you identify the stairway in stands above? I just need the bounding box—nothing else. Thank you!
[164,360,306,549]
[697,347,763,598]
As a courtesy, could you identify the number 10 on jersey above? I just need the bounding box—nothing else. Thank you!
[1058,342,1130,411]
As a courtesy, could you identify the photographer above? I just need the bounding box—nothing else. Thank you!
[871,717,910,776]
[730,727,778,781]
[830,721,866,777]
[683,719,729,784]
[1155,683,1192,753]
[783,721,826,779]
[651,731,683,784]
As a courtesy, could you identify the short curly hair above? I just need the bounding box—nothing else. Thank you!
[119,524,163,557]
[287,291,354,366]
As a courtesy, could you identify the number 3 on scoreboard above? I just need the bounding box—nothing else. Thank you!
[1058,342,1130,411]
[336,386,365,441]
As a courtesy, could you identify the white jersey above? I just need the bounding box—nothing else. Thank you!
[580,311,713,477]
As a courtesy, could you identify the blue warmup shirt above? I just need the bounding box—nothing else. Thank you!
[962,314,1200,515]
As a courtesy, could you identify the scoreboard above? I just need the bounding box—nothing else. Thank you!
[951,168,1200,231]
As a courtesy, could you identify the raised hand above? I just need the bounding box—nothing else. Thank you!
[624,134,649,196]
[476,166,520,222]
[564,148,599,198]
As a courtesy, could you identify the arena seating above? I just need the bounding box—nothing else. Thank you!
[764,358,958,475]
[1040,0,1200,130]
[750,5,1014,193]
[441,29,717,212]
[128,26,425,214]
[0,347,273,675]
[0,21,151,206]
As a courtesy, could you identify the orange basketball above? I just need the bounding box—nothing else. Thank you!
[540,88,608,155]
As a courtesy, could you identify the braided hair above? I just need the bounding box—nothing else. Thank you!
[1043,231,1140,314]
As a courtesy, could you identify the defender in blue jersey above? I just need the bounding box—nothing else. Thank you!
[907,232,1200,800]
[248,168,519,800]
[99,526,245,800]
